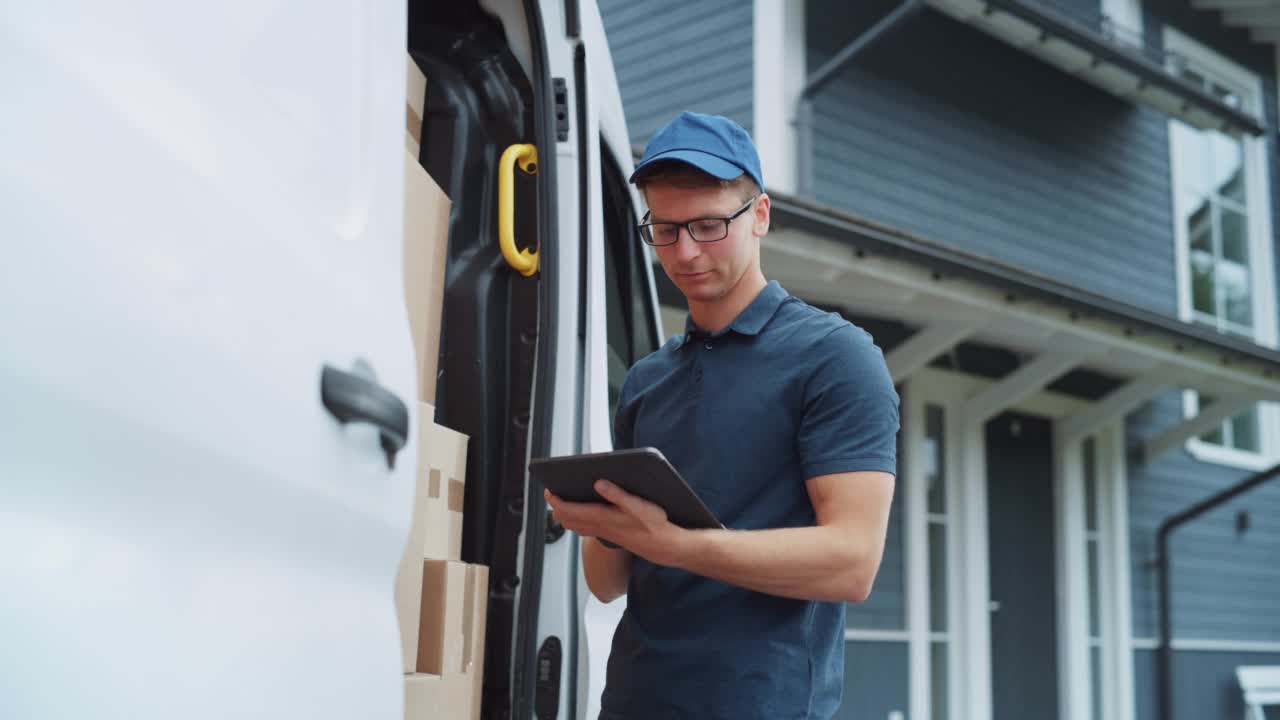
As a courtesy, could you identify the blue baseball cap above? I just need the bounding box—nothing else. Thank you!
[629,111,765,192]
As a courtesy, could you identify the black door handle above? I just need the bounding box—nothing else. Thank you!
[320,364,410,469]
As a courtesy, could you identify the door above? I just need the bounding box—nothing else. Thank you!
[987,412,1060,720]
[0,3,414,718]
[582,138,663,720]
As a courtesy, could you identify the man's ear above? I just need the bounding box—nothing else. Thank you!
[753,193,771,237]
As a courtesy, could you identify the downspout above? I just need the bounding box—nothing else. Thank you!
[1155,461,1280,720]
[795,0,924,197]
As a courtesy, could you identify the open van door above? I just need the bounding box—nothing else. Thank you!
[1,2,416,719]
[408,1,661,718]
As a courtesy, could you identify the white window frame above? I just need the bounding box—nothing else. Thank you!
[1054,422,1136,720]
[753,0,804,196]
[1165,27,1280,471]
[1101,0,1143,48]
[900,371,972,720]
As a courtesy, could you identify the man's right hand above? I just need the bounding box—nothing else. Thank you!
[546,487,632,603]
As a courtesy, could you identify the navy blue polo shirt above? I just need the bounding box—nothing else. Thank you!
[599,281,900,720]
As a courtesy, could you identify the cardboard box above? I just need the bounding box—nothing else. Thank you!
[396,405,471,671]
[403,151,450,406]
[404,670,484,720]
[418,560,489,719]
[406,54,427,158]
[404,673,444,718]
[422,420,468,561]
[395,494,428,672]
[395,404,437,672]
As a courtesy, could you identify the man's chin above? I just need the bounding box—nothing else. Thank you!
[679,286,723,304]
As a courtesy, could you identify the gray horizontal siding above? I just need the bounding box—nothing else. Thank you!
[1134,648,1280,720]
[1127,391,1280,642]
[599,0,753,146]
[839,641,909,719]
[807,0,1179,314]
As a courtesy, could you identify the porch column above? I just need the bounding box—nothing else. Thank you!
[903,380,932,720]
[955,420,992,720]
[1099,422,1136,720]
[1052,426,1091,720]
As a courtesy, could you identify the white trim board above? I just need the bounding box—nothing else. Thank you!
[845,629,911,643]
[1132,638,1280,654]
[752,0,803,196]
[1101,423,1137,720]
[1054,429,1092,720]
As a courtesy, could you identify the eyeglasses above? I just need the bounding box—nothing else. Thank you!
[637,197,757,247]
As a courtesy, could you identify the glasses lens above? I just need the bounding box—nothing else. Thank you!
[647,223,680,246]
[688,218,727,242]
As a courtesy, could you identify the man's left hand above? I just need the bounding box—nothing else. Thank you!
[544,480,694,568]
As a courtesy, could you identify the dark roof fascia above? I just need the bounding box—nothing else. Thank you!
[769,192,1280,372]
[982,0,1266,136]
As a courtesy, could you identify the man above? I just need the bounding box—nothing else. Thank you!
[544,111,899,719]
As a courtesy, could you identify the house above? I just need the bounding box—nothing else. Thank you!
[597,1,1280,719]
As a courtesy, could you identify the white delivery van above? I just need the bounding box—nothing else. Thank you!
[0,1,662,718]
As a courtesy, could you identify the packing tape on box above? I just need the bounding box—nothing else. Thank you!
[426,463,465,513]
[449,479,465,513]
[406,103,423,148]
[418,561,446,676]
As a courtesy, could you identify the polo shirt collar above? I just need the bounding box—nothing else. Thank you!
[678,280,788,347]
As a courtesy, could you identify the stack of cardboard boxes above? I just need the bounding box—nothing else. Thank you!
[398,54,490,720]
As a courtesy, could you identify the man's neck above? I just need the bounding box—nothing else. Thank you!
[687,269,769,334]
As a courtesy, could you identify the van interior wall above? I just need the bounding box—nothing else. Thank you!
[408,1,545,717]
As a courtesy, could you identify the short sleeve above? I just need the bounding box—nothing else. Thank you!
[798,324,900,480]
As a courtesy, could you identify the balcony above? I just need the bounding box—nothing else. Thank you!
[926,0,1267,136]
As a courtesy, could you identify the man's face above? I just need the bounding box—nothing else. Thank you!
[643,183,767,305]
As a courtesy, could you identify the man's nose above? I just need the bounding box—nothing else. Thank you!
[671,227,701,260]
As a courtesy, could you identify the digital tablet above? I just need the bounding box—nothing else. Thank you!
[529,447,723,531]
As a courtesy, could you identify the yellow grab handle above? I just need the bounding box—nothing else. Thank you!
[498,143,539,277]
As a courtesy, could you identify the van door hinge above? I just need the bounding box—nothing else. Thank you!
[552,78,569,141]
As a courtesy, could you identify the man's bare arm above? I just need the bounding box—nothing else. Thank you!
[546,470,895,603]
[677,471,893,601]
[579,533,631,603]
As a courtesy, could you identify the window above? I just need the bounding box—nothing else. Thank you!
[1100,0,1144,49]
[601,141,660,420]
[924,404,950,720]
[1166,28,1279,468]
[1083,437,1103,720]
[1172,95,1254,338]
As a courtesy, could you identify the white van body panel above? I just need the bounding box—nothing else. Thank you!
[576,4,663,720]
[0,2,416,718]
